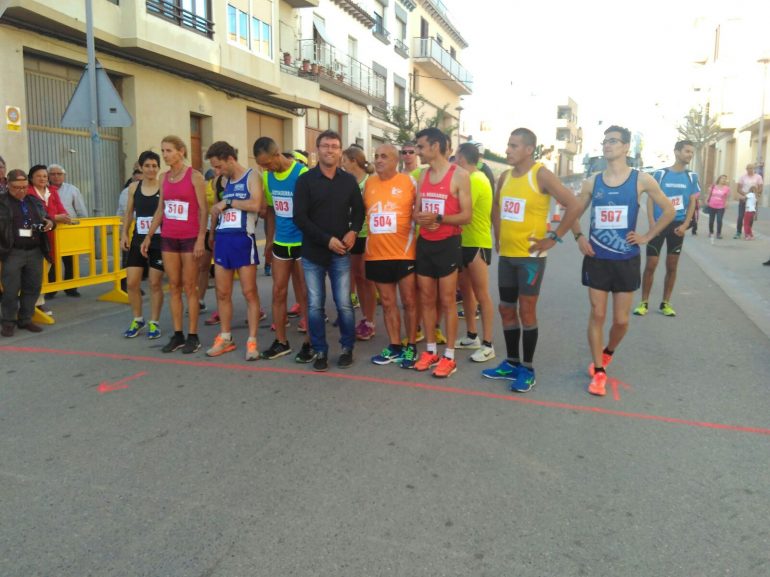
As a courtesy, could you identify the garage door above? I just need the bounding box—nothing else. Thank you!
[247,111,285,169]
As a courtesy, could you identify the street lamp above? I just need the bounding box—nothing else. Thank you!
[455,104,464,150]
[757,56,770,172]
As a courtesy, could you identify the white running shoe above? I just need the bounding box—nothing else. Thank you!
[470,345,496,363]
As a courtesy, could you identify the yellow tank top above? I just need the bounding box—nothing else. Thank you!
[499,163,550,258]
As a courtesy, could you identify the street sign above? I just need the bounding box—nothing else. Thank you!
[5,105,21,131]
[61,59,133,128]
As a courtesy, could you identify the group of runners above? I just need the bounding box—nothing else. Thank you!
[121,125,699,396]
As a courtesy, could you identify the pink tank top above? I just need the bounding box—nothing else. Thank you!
[419,164,461,241]
[161,167,200,239]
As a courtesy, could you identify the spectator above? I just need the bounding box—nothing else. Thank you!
[118,168,143,291]
[734,164,762,239]
[705,174,729,240]
[48,164,88,296]
[1,169,56,336]
[0,155,7,196]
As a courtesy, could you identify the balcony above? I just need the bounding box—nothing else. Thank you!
[283,0,319,7]
[146,0,214,38]
[373,21,391,45]
[394,37,409,58]
[412,37,472,95]
[291,40,386,107]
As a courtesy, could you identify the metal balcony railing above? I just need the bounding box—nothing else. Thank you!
[146,0,214,38]
[394,37,409,57]
[412,37,472,90]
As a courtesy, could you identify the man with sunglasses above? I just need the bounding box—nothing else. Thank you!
[400,142,422,177]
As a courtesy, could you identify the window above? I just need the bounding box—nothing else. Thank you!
[147,0,213,38]
[396,14,407,40]
[373,0,385,35]
[226,2,273,58]
[394,83,405,109]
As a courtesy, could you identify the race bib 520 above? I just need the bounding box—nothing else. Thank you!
[501,197,526,222]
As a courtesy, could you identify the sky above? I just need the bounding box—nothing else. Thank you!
[445,0,770,163]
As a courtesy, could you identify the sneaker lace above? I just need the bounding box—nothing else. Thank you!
[402,347,416,361]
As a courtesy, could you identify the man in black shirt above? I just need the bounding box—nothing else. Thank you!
[294,130,365,371]
[1,169,55,336]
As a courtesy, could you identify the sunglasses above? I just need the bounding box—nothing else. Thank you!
[400,150,416,155]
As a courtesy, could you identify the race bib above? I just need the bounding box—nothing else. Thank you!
[273,197,293,218]
[217,208,242,230]
[594,206,628,229]
[421,198,445,215]
[501,196,526,222]
[369,212,397,234]
[670,195,684,210]
[136,216,159,235]
[164,200,189,221]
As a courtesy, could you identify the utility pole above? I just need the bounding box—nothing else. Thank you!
[86,0,102,216]
[757,57,770,174]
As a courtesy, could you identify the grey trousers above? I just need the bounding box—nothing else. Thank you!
[1,248,44,325]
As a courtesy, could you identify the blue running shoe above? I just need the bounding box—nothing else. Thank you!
[510,366,536,393]
[372,346,402,365]
[481,360,519,381]
[399,345,417,369]
[123,319,145,338]
[147,321,161,340]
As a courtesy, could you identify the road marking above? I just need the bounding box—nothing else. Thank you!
[3,345,770,437]
[609,377,632,401]
[97,371,147,394]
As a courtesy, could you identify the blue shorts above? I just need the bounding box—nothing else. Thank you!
[214,233,259,270]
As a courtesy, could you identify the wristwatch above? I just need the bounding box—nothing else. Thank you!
[225,198,233,209]
[436,213,443,223]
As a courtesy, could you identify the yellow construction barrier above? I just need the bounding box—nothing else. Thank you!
[34,216,128,324]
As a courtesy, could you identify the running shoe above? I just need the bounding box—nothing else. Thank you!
[123,319,145,338]
[198,301,207,313]
[434,327,447,345]
[147,321,161,340]
[399,345,418,369]
[470,345,496,363]
[401,327,425,347]
[355,319,375,341]
[295,342,316,363]
[371,346,402,365]
[588,352,614,377]
[313,352,329,372]
[733,232,741,239]
[262,339,292,360]
[337,348,354,369]
[287,303,301,318]
[588,371,607,396]
[264,264,272,276]
[206,334,235,357]
[481,360,520,381]
[432,356,457,378]
[245,340,259,361]
[297,318,307,333]
[259,308,267,321]
[351,293,360,309]
[414,351,440,372]
[455,335,481,349]
[182,334,201,354]
[632,301,648,316]
[660,301,676,317]
[204,311,221,326]
[162,333,186,353]
[510,366,536,393]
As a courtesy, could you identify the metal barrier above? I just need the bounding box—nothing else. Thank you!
[34,216,128,324]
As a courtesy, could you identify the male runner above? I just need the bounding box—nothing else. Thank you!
[572,126,675,396]
[634,140,700,317]
[363,144,419,368]
[412,128,471,378]
[481,128,581,392]
[203,141,263,361]
[400,141,421,176]
[253,137,315,363]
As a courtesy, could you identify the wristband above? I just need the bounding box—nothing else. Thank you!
[546,231,562,243]
[573,232,583,241]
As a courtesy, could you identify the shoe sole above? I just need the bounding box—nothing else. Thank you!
[162,344,184,353]
[415,361,440,372]
[455,342,481,349]
[588,387,607,396]
[262,348,292,360]
[295,355,316,364]
[313,365,329,372]
[432,367,457,378]
[124,332,142,338]
[510,381,535,393]
[148,333,161,340]
[245,350,259,362]
[204,320,221,326]
[481,373,515,381]
[206,345,236,357]
[372,357,399,365]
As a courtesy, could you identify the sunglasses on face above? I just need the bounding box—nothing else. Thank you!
[400,150,416,155]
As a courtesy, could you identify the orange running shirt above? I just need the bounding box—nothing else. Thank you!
[363,172,417,261]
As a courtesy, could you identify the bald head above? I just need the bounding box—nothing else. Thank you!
[374,144,399,179]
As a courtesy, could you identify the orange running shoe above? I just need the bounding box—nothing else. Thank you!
[245,340,259,362]
[588,352,613,376]
[588,371,607,396]
[206,334,236,357]
[414,351,440,372]
[432,356,457,378]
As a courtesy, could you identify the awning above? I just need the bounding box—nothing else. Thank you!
[313,15,333,45]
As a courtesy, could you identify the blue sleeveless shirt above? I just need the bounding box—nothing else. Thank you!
[589,170,640,260]
[216,169,256,235]
[265,161,306,246]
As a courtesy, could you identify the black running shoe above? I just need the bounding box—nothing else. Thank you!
[295,342,316,363]
[182,334,201,354]
[162,333,186,353]
[262,339,292,360]
[337,348,354,369]
[313,352,329,372]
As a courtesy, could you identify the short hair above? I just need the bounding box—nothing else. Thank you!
[161,135,188,158]
[456,142,480,165]
[253,136,280,158]
[138,150,161,167]
[316,130,342,148]
[47,163,66,174]
[132,168,142,176]
[415,127,449,154]
[205,141,238,161]
[604,125,631,143]
[401,141,416,149]
[342,146,374,175]
[6,169,27,183]
[28,164,48,179]
[510,128,537,148]
[675,140,694,151]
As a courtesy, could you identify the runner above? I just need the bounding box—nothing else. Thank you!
[481,127,581,392]
[412,128,471,378]
[120,151,164,340]
[633,140,700,317]
[400,141,421,176]
[453,143,496,363]
[571,125,675,396]
[203,141,262,361]
[363,144,419,368]
[253,136,315,363]
[141,135,207,354]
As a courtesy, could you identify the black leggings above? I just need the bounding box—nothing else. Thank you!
[708,208,725,236]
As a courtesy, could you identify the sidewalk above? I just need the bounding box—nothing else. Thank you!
[685,202,770,340]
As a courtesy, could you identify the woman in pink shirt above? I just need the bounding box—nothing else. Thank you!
[705,174,730,239]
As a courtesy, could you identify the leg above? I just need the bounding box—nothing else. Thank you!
[329,254,355,351]
[459,268,478,335]
[587,288,609,369]
[197,248,211,305]
[353,254,377,326]
[640,255,658,303]
[376,282,401,345]
[302,258,328,354]
[239,264,260,339]
[291,258,310,344]
[417,274,438,346]
[214,265,235,333]
[148,268,164,321]
[708,210,716,235]
[662,254,680,303]
[607,291,634,352]
[736,201,745,236]
[180,252,200,333]
[398,273,418,344]
[518,294,540,366]
[438,270,459,351]
[17,251,44,325]
[126,266,145,318]
[272,256,293,342]
[467,253,494,344]
[716,209,724,236]
[163,251,184,332]
[1,251,26,324]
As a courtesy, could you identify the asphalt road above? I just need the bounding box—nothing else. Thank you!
[2,233,769,577]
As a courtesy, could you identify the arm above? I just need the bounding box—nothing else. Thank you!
[628,172,676,245]
[140,179,165,257]
[192,170,207,259]
[528,167,583,253]
[50,189,72,224]
[491,171,506,252]
[343,181,365,249]
[73,187,88,218]
[444,167,472,226]
[675,193,699,236]
[570,178,595,257]
[121,182,138,251]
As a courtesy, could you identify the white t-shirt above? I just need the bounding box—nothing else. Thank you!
[746,192,757,212]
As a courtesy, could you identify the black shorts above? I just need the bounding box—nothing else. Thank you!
[365,259,416,284]
[461,246,492,269]
[127,241,164,272]
[350,236,367,255]
[646,221,685,257]
[497,256,546,303]
[272,243,302,261]
[582,255,640,293]
[416,235,462,279]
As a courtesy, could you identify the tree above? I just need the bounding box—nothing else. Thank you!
[385,105,416,145]
[677,106,722,178]
[384,95,458,144]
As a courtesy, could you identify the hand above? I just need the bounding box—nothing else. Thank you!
[193,237,205,260]
[494,239,500,253]
[328,236,347,255]
[341,231,357,250]
[140,237,150,258]
[210,204,222,225]
[674,224,686,237]
[416,211,438,227]
[43,219,54,233]
[527,235,556,256]
[58,214,72,225]
[577,235,595,257]
[121,235,130,251]
[626,231,648,246]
